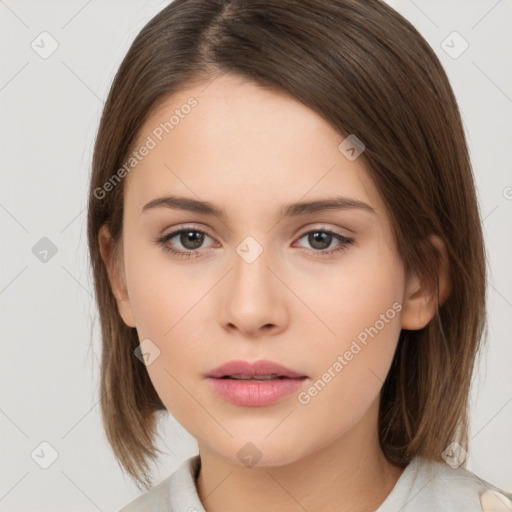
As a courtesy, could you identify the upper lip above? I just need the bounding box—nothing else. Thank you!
[207,359,307,379]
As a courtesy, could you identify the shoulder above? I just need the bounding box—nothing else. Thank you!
[378,457,512,512]
[118,455,203,512]
[118,474,174,512]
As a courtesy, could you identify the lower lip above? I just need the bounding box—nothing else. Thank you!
[207,377,308,407]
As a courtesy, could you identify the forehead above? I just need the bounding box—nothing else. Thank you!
[124,74,384,218]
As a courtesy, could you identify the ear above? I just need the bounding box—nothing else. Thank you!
[98,223,136,328]
[401,235,451,330]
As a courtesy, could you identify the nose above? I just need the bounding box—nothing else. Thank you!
[219,244,289,338]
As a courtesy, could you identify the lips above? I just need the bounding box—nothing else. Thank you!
[206,359,308,407]
[207,359,307,380]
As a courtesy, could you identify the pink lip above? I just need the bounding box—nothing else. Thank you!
[206,359,308,407]
[207,359,306,379]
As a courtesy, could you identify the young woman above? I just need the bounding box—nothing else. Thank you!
[87,0,511,510]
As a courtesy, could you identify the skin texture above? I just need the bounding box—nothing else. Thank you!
[99,73,450,511]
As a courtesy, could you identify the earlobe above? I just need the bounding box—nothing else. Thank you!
[98,224,137,328]
[400,235,451,330]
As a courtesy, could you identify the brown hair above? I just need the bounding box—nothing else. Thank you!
[87,0,487,490]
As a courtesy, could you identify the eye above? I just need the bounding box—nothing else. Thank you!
[294,227,354,257]
[154,227,215,259]
[153,225,354,259]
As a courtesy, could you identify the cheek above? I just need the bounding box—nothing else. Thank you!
[289,301,403,458]
[122,245,214,420]
[124,233,208,338]
[301,307,402,413]
[293,245,404,423]
[293,239,405,351]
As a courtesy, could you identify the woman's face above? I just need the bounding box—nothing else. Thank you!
[107,73,414,467]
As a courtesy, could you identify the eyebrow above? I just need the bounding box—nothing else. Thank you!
[141,195,376,218]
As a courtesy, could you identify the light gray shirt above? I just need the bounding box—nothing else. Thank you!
[119,455,512,511]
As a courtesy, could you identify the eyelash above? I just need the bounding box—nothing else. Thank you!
[153,225,354,260]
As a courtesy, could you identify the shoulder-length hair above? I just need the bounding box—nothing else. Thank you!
[87,0,486,490]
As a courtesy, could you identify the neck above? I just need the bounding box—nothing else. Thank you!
[195,399,405,512]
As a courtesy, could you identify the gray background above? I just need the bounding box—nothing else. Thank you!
[1,0,511,510]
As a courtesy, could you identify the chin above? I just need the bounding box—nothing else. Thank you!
[209,435,309,469]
